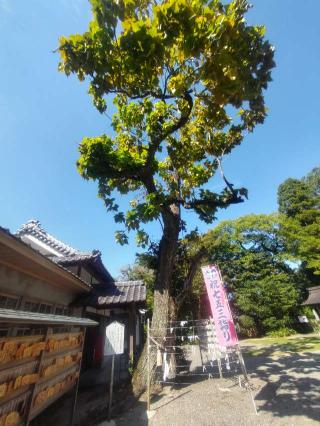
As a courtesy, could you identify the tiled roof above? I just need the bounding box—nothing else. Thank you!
[51,252,99,264]
[0,226,91,290]
[303,286,320,306]
[53,252,114,284]
[16,220,114,284]
[76,280,146,307]
[16,220,88,257]
[99,281,146,305]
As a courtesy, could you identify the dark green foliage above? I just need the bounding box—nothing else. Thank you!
[278,167,320,279]
[204,214,307,336]
[119,262,155,311]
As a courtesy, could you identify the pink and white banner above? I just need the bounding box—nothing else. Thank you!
[201,265,238,347]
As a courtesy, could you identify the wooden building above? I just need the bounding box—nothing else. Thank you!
[16,220,146,371]
[0,220,146,424]
[303,286,320,321]
[0,226,98,425]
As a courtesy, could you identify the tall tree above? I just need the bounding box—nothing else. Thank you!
[58,0,274,390]
[278,167,320,280]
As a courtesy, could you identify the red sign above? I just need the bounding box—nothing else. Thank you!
[201,265,238,347]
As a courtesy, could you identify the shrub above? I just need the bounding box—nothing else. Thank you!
[266,327,296,338]
[238,315,258,338]
[309,319,320,333]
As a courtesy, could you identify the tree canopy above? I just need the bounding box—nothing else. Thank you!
[58,0,275,246]
[204,214,307,336]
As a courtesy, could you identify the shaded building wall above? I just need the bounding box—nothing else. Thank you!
[0,264,76,307]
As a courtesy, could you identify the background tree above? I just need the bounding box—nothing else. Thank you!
[119,261,155,311]
[58,0,274,391]
[278,167,320,283]
[204,214,307,336]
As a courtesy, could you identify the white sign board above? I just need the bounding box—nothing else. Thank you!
[104,321,125,355]
[298,315,309,323]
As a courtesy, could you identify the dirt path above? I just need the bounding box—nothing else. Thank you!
[111,344,320,426]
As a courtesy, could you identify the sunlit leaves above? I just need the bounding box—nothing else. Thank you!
[115,230,129,245]
[204,213,306,335]
[58,0,274,244]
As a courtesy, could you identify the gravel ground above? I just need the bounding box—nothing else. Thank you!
[113,345,320,426]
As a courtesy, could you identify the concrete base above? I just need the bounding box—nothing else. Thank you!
[97,421,116,426]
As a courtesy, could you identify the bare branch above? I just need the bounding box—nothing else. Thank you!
[216,157,236,195]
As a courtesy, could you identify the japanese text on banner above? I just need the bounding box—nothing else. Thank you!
[201,265,238,347]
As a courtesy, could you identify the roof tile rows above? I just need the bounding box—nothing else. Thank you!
[14,220,146,306]
[97,281,146,305]
[0,226,91,289]
[16,220,88,257]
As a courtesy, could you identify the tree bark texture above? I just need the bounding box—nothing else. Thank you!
[132,206,180,395]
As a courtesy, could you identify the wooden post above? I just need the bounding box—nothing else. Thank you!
[25,326,50,426]
[108,354,115,420]
[70,327,86,426]
[128,303,136,361]
[147,318,150,411]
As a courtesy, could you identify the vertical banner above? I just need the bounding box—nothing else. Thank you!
[201,265,238,347]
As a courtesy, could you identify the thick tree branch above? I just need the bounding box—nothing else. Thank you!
[108,87,189,101]
[175,246,207,309]
[184,192,244,210]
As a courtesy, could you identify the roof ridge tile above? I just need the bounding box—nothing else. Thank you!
[16,219,87,256]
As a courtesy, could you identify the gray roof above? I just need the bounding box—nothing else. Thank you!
[303,286,320,306]
[51,252,100,264]
[0,226,91,290]
[16,220,89,257]
[100,281,146,305]
[0,308,98,326]
[77,280,146,307]
[16,220,113,284]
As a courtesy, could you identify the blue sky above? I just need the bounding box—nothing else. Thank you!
[0,0,319,276]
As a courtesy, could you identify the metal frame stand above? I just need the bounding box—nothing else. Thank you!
[236,345,258,415]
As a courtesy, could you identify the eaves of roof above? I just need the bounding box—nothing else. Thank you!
[0,227,91,293]
[53,252,114,284]
[16,220,84,257]
[0,308,98,326]
[303,286,320,306]
[74,280,146,308]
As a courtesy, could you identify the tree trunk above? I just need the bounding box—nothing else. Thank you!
[132,206,179,396]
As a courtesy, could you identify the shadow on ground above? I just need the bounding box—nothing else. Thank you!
[31,340,320,425]
[243,344,320,423]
